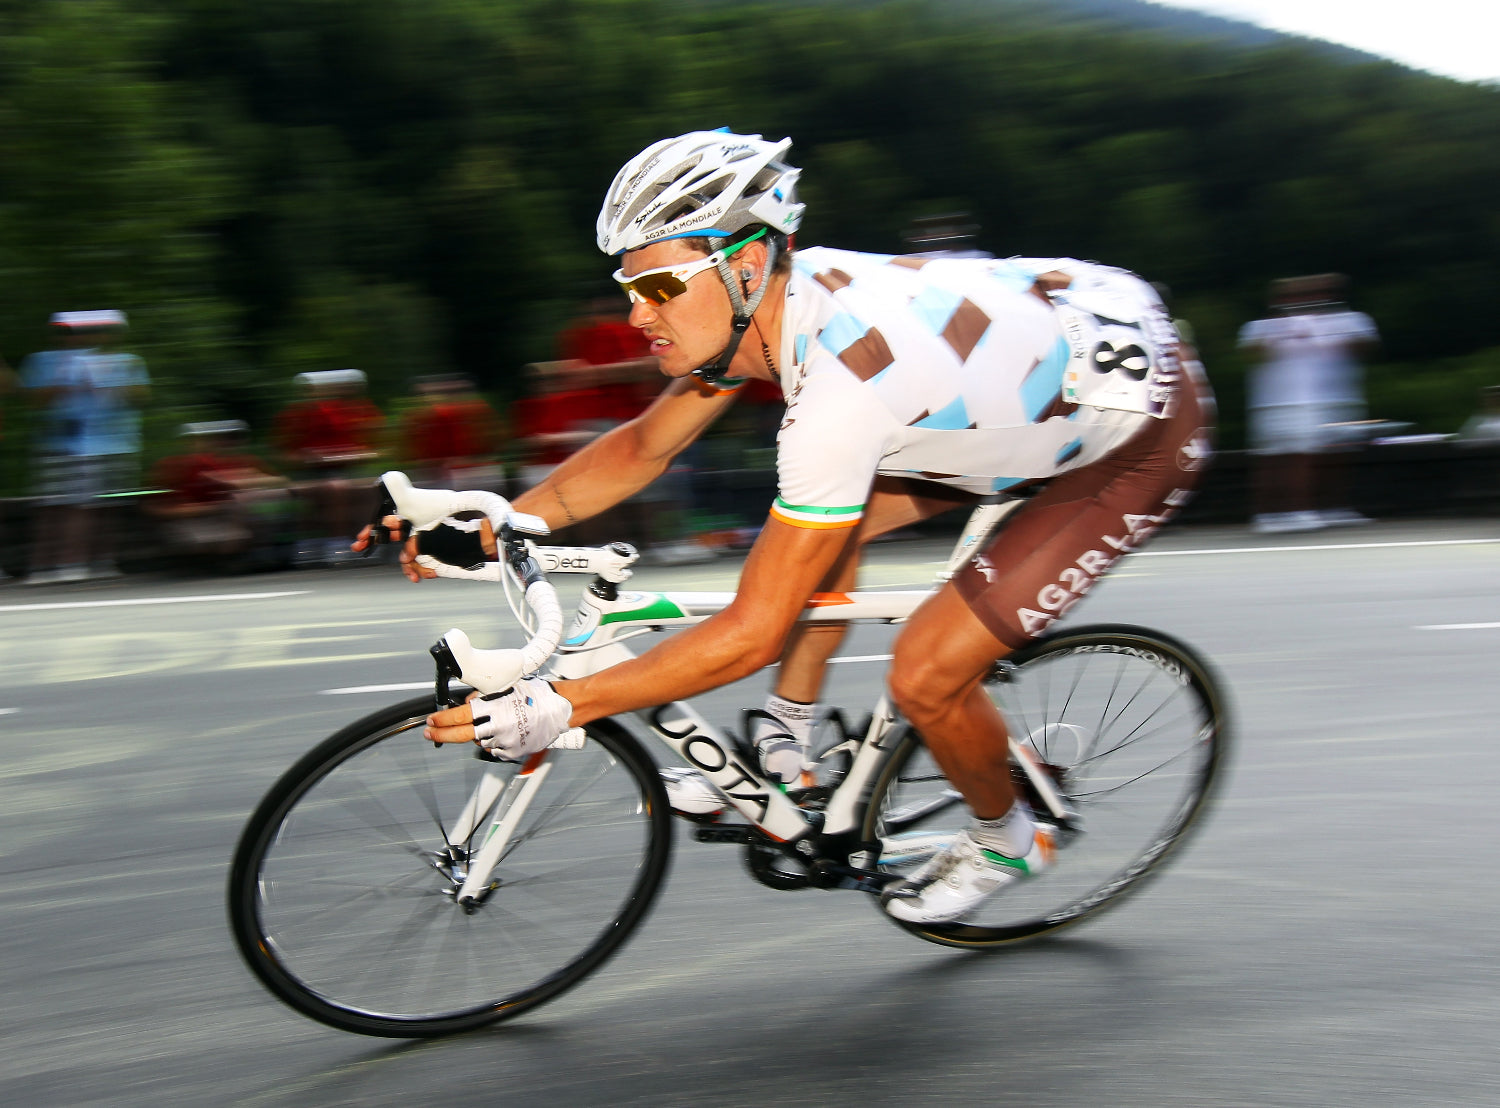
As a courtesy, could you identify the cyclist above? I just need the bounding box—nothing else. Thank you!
[359,130,1214,923]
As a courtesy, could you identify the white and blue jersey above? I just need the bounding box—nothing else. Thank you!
[764,248,1182,530]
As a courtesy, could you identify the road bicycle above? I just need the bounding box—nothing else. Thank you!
[228,473,1230,1037]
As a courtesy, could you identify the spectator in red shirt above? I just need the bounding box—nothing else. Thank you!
[274,369,385,565]
[510,301,668,547]
[400,375,502,489]
[147,421,290,571]
[558,297,651,367]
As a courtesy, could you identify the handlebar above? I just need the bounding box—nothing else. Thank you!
[371,471,564,703]
[379,470,550,583]
[373,472,639,739]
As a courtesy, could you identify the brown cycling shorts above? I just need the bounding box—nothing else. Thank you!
[953,359,1214,650]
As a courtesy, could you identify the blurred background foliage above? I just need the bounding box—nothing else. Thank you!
[1,0,1498,481]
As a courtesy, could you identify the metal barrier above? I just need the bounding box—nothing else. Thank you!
[3,441,1496,578]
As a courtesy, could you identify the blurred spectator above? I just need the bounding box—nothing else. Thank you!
[509,361,600,477]
[274,368,384,565]
[556,297,665,429]
[399,375,502,489]
[558,296,654,372]
[1456,385,1500,444]
[20,310,149,583]
[146,421,292,572]
[1238,274,1378,534]
[512,299,667,548]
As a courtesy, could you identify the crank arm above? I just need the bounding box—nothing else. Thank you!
[810,862,904,894]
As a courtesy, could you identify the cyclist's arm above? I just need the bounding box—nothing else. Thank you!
[557,515,854,721]
[425,513,856,739]
[512,376,738,530]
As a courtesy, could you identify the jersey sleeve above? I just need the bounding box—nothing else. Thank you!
[770,364,891,530]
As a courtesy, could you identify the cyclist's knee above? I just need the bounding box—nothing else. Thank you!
[888,643,975,726]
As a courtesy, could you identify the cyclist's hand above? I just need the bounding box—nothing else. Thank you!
[425,678,573,759]
[354,516,502,583]
[351,516,433,582]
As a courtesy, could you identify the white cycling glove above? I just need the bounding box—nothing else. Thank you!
[470,677,574,760]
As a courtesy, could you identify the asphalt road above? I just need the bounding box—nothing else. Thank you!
[2,518,1497,1107]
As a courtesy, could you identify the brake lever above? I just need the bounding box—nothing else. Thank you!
[427,639,469,747]
[361,481,412,556]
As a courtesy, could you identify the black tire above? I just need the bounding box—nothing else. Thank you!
[863,624,1229,949]
[228,696,672,1036]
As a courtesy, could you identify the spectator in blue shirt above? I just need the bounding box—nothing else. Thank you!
[20,311,150,583]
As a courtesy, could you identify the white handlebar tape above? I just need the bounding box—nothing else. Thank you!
[438,581,563,695]
[519,580,564,671]
[548,729,587,750]
[382,471,502,530]
[418,558,505,582]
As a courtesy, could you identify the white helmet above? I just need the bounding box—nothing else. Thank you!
[596,129,804,256]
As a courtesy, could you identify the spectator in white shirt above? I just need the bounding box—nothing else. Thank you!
[1238,274,1379,533]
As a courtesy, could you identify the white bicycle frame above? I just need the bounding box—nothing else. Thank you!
[541,527,1065,835]
[374,472,1058,903]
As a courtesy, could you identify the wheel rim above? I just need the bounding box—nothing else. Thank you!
[872,630,1224,943]
[245,718,661,1025]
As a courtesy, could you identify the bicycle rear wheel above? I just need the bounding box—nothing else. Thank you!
[228,697,671,1036]
[864,624,1228,948]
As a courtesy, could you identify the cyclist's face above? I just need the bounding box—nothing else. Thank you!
[619,240,734,378]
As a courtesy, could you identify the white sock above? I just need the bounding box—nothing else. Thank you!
[753,695,816,783]
[969,802,1036,858]
[756,694,816,746]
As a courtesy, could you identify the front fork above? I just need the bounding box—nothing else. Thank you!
[444,750,553,908]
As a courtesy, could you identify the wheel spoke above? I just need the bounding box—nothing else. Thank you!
[229,703,669,1035]
[867,628,1225,947]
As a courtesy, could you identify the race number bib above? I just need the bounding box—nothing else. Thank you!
[1054,296,1180,419]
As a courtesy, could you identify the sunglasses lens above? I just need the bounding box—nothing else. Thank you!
[623,271,688,306]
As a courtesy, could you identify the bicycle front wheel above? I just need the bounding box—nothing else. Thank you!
[864,624,1229,948]
[228,697,672,1036]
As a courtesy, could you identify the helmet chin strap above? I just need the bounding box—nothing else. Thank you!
[692,235,779,385]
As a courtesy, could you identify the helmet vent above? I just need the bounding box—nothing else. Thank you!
[619,179,672,229]
[745,164,785,198]
[690,174,733,203]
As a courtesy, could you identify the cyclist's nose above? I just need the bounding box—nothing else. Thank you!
[628,298,657,328]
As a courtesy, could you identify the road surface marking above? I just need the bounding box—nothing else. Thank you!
[1416,622,1500,630]
[1132,537,1499,558]
[0,591,311,614]
[323,681,432,696]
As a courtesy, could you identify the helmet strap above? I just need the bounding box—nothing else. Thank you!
[693,234,780,384]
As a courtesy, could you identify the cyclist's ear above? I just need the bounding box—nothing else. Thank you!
[733,239,770,292]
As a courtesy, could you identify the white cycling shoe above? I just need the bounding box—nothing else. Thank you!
[659,767,726,818]
[882,825,1055,924]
